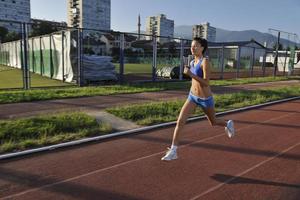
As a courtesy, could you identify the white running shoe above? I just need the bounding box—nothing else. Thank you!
[161,147,178,161]
[225,120,235,138]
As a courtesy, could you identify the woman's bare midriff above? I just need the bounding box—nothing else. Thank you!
[190,79,212,98]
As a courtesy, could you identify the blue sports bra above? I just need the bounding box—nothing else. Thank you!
[190,58,203,78]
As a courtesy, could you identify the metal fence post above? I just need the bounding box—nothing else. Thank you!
[119,33,124,84]
[31,38,35,73]
[250,47,255,77]
[40,36,44,75]
[220,45,225,79]
[15,41,18,67]
[77,28,83,86]
[26,23,31,89]
[62,31,65,82]
[283,50,288,76]
[273,32,280,77]
[236,46,241,79]
[152,35,157,82]
[50,34,53,78]
[179,38,184,80]
[262,52,267,77]
[20,23,24,81]
[22,22,30,90]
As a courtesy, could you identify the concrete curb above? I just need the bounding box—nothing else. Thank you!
[1,96,299,160]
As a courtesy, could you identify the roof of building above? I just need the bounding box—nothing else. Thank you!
[208,39,267,49]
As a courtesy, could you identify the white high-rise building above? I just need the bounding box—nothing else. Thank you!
[193,22,216,42]
[146,14,174,43]
[0,0,31,33]
[67,0,111,30]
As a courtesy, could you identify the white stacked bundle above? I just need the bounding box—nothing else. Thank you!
[82,55,118,81]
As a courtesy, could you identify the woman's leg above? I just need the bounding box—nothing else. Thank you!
[171,99,197,146]
[202,105,226,127]
[203,105,235,137]
[162,99,197,161]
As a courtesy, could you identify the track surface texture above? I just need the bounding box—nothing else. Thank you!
[1,99,300,200]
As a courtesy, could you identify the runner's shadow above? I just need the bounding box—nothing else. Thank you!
[0,167,144,200]
[211,174,300,188]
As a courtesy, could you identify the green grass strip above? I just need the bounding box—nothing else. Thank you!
[0,76,298,104]
[0,112,112,154]
[0,65,71,89]
[210,76,298,86]
[106,86,300,126]
[0,85,161,104]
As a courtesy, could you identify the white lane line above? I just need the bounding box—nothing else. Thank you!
[189,141,300,200]
[1,113,296,199]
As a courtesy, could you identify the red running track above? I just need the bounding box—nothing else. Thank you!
[0,99,300,200]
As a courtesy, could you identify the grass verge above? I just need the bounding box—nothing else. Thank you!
[0,112,112,154]
[106,86,300,126]
[0,76,299,104]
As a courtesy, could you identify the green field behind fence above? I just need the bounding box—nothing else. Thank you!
[0,48,68,89]
[0,65,71,89]
[113,54,257,74]
[114,63,152,74]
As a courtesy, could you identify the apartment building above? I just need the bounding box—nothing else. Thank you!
[192,22,216,42]
[0,0,31,32]
[146,14,174,43]
[67,0,110,30]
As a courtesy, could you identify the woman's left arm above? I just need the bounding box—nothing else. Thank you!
[186,58,210,86]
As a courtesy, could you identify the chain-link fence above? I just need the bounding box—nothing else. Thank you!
[1,19,299,90]
[0,20,24,89]
[0,19,76,89]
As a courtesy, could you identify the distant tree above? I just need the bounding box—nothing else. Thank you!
[168,42,177,57]
[0,26,8,42]
[30,21,58,37]
[5,31,20,42]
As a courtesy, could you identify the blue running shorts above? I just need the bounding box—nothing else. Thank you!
[188,92,214,109]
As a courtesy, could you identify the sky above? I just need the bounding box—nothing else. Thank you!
[31,0,300,41]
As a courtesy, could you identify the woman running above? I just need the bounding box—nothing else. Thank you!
[161,37,235,161]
